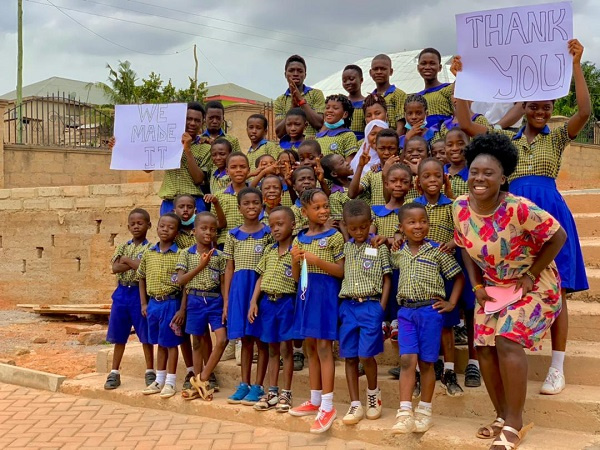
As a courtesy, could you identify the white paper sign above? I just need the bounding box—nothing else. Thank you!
[110,103,187,170]
[455,2,573,102]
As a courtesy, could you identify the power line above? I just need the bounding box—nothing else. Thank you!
[74,0,369,57]
[26,0,351,65]
[42,0,193,56]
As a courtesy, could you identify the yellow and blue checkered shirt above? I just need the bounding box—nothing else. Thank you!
[315,128,358,158]
[360,168,386,206]
[214,184,245,245]
[112,239,150,284]
[210,168,230,194]
[373,85,407,126]
[256,242,297,296]
[292,228,345,276]
[499,123,571,181]
[176,245,225,292]
[413,195,454,245]
[175,229,196,250]
[278,137,304,153]
[247,139,280,169]
[137,243,181,297]
[329,185,350,221]
[157,138,206,200]
[350,100,366,140]
[444,164,469,198]
[391,240,461,304]
[198,130,242,172]
[291,200,308,235]
[274,86,326,139]
[222,225,273,272]
[371,205,399,238]
[433,114,490,142]
[416,83,454,125]
[339,238,392,298]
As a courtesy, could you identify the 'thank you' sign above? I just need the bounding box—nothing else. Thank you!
[110,103,187,170]
[455,1,573,102]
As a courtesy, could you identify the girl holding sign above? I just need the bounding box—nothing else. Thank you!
[453,39,592,397]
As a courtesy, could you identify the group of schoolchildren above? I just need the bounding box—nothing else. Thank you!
[105,48,494,435]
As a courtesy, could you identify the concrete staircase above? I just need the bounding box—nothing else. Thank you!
[61,189,600,448]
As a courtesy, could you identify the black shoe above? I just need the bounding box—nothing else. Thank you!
[293,352,304,371]
[388,366,400,379]
[104,372,121,390]
[183,371,194,390]
[144,371,156,387]
[358,363,365,377]
[454,325,468,346]
[413,371,421,399]
[464,363,482,388]
[208,372,220,392]
[441,369,464,397]
[434,359,444,381]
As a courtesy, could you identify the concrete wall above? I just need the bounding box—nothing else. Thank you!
[0,182,161,307]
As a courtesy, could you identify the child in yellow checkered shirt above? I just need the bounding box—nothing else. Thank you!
[369,54,407,134]
[315,94,358,160]
[246,114,279,169]
[279,108,307,152]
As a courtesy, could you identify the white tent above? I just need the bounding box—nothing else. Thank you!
[313,50,455,97]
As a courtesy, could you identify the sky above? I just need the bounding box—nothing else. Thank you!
[1,0,599,100]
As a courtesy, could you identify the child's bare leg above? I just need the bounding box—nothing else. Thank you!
[240,336,254,385]
[167,347,179,374]
[361,356,378,391]
[399,354,418,402]
[111,344,126,371]
[255,340,269,386]
[441,327,455,365]
[142,343,154,370]
[191,335,203,375]
[317,339,335,394]
[156,346,168,371]
[305,338,322,390]
[200,331,213,365]
[268,343,281,388]
[345,357,360,402]
[200,328,228,381]
[180,333,194,369]
[281,341,293,390]
[466,312,477,360]
[418,360,435,403]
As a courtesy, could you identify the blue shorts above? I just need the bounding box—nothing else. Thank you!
[294,273,340,341]
[339,300,384,358]
[185,293,225,336]
[106,284,149,345]
[442,279,461,328]
[147,297,183,348]
[227,269,261,340]
[259,294,295,343]
[398,305,443,363]
[160,196,206,216]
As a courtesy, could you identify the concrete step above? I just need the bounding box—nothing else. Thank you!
[572,213,600,238]
[563,190,600,215]
[580,238,600,267]
[584,267,600,298]
[61,373,600,449]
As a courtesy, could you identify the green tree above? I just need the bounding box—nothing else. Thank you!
[554,61,600,119]
[137,72,164,104]
[94,60,139,104]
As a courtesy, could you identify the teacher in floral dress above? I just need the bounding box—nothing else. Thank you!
[452,133,566,450]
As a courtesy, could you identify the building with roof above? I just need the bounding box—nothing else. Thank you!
[313,49,455,97]
[204,83,272,106]
[0,76,112,105]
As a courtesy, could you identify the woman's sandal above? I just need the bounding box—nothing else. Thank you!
[477,417,505,439]
[190,374,214,401]
[490,423,534,449]
[181,388,200,401]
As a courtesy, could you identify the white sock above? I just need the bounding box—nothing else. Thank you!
[294,346,304,354]
[551,350,566,374]
[145,369,156,374]
[165,373,176,387]
[458,319,465,327]
[468,359,480,369]
[444,362,455,371]
[366,387,379,395]
[440,356,445,362]
[310,389,322,406]
[110,369,119,374]
[416,365,421,373]
[350,400,361,408]
[320,392,333,412]
[186,366,194,374]
[400,401,413,411]
[418,401,432,411]
[155,370,167,386]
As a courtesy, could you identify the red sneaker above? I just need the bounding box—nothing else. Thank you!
[288,401,320,417]
[390,319,399,342]
[310,407,337,434]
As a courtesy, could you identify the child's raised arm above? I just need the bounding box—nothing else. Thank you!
[204,195,227,230]
[348,147,370,198]
[567,39,592,139]
[182,133,205,185]
[451,57,488,137]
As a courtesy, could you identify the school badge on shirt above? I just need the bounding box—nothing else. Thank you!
[284,264,293,278]
[254,244,264,253]
[330,143,339,151]
[318,238,328,248]
[137,253,144,259]
[363,259,373,270]
[171,273,178,283]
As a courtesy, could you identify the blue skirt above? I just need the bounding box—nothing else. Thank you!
[227,269,261,339]
[294,273,340,340]
[509,176,588,293]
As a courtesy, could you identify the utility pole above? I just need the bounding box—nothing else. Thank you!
[17,0,23,144]
[193,44,199,101]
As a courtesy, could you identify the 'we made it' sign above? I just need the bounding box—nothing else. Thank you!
[455,1,573,102]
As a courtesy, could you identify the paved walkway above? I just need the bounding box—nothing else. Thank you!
[0,383,380,450]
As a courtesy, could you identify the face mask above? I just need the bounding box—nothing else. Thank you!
[181,214,196,226]
[264,195,282,209]
[405,123,426,130]
[325,118,345,130]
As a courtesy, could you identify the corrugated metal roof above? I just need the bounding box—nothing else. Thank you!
[0,76,112,105]
[313,49,455,97]
[205,83,272,104]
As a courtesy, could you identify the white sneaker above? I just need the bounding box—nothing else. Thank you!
[342,404,364,425]
[391,409,415,434]
[540,367,565,395]
[235,339,242,366]
[142,381,162,395]
[160,383,176,398]
[221,341,236,361]
[366,390,382,420]
[414,405,433,432]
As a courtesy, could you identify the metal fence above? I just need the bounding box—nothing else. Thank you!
[572,117,600,145]
[3,93,113,148]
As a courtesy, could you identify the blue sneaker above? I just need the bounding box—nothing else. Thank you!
[227,383,250,404]
[241,384,265,406]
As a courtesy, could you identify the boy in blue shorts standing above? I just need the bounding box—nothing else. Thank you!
[138,213,183,399]
[105,208,155,390]
[339,200,392,425]
[390,203,464,435]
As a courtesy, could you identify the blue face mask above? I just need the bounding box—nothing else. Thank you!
[405,123,426,130]
[181,214,196,226]
[325,118,345,130]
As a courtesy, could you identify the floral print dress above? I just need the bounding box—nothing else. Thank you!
[452,193,562,351]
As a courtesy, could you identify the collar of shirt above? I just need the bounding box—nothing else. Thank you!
[191,135,201,145]
[416,83,451,96]
[213,168,227,179]
[371,205,398,217]
[315,127,352,138]
[248,139,268,153]
[413,194,452,206]
[224,183,246,195]
[444,163,469,181]
[272,242,293,252]
[441,113,481,132]
[258,208,266,221]
[294,199,302,208]
[348,233,376,244]
[513,125,550,139]
[372,84,397,96]
[127,238,149,245]
[149,242,179,253]
[297,227,337,244]
[201,129,226,138]
[400,238,438,254]
[188,244,219,256]
[351,100,364,108]
[330,184,345,194]
[230,224,270,240]
[399,128,436,149]
[284,85,313,96]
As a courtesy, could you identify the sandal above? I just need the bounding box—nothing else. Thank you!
[477,417,505,439]
[190,374,214,400]
[181,388,200,401]
[490,423,533,449]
